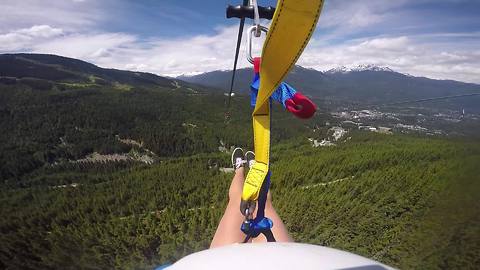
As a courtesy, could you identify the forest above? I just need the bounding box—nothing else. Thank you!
[1,132,479,269]
[1,57,479,269]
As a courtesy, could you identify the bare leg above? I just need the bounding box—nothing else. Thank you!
[210,166,293,248]
[252,192,293,243]
[210,167,246,248]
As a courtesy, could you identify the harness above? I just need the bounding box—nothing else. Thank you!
[226,0,325,242]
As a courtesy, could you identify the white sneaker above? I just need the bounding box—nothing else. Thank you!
[245,151,255,169]
[231,148,245,170]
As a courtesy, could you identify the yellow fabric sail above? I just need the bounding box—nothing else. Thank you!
[241,0,324,202]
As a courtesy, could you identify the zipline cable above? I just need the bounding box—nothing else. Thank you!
[381,93,480,106]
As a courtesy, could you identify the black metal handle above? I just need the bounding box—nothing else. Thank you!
[226,5,275,20]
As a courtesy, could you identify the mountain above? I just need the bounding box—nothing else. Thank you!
[0,53,214,93]
[0,53,313,181]
[325,64,395,74]
[1,54,479,270]
[179,64,480,111]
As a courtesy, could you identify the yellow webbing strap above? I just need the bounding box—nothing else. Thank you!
[241,0,324,202]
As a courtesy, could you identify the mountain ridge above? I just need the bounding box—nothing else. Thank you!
[1,53,478,111]
[0,53,220,94]
[325,64,395,74]
[0,53,174,87]
[179,63,476,84]
[178,64,480,111]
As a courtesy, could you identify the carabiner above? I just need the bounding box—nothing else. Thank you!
[247,25,268,64]
[240,199,256,218]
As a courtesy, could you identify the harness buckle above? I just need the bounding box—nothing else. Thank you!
[240,199,256,218]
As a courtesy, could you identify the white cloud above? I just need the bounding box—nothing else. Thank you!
[299,36,480,83]
[1,22,478,83]
[0,25,64,51]
[0,23,254,76]
[0,0,478,84]
[34,33,136,61]
[353,37,410,51]
[318,0,407,31]
[16,25,63,38]
[0,0,102,32]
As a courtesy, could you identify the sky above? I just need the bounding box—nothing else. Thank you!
[1,0,479,83]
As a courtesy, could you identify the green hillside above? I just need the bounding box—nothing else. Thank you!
[1,54,479,270]
[0,82,315,183]
[1,134,479,269]
[0,54,174,88]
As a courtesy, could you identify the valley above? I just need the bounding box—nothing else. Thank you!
[0,54,479,269]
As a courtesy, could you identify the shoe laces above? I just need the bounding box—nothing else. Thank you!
[235,158,245,169]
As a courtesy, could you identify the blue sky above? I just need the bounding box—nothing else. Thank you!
[1,0,479,83]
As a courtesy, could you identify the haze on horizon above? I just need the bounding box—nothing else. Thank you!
[1,0,479,83]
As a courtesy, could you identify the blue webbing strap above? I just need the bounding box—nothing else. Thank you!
[240,70,276,242]
[241,171,275,242]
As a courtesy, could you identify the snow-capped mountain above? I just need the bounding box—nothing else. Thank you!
[325,64,394,74]
[178,64,480,111]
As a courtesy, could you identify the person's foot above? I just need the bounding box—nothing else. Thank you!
[231,148,245,170]
[245,151,255,169]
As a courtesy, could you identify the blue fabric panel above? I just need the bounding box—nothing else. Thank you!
[250,73,297,108]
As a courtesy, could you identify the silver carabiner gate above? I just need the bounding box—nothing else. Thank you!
[247,25,269,64]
